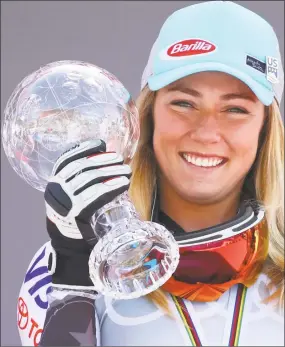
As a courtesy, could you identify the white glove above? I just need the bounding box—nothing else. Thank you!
[44,139,131,287]
[45,139,131,242]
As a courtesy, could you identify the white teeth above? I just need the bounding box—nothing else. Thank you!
[196,158,202,166]
[182,154,223,167]
[213,159,221,166]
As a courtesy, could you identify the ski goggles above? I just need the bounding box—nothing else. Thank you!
[161,202,269,301]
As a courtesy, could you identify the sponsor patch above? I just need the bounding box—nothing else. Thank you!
[246,55,266,74]
[18,297,43,346]
[166,39,216,57]
[24,246,52,310]
[266,56,279,83]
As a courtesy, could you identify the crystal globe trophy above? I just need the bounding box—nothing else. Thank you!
[2,60,179,299]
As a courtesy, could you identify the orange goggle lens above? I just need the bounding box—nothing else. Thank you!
[163,220,269,289]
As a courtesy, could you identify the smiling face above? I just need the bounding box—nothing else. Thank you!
[153,72,266,204]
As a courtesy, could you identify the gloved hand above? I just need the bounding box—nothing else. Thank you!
[44,139,131,287]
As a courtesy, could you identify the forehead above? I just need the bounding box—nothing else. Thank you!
[165,71,254,93]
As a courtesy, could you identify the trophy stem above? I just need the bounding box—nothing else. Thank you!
[91,191,139,239]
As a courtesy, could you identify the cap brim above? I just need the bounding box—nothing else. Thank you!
[148,62,274,106]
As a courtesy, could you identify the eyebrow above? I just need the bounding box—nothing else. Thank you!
[166,86,201,97]
[166,85,257,102]
[220,93,256,102]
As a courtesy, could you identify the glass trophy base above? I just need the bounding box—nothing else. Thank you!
[89,219,179,300]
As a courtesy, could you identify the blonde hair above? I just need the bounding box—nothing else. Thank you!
[129,86,284,311]
[255,100,284,305]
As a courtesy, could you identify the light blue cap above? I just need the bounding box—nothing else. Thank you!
[141,1,284,106]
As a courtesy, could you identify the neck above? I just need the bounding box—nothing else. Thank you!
[159,183,241,233]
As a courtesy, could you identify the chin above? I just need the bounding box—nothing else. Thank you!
[179,186,227,204]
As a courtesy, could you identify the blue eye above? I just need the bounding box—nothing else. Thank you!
[171,100,194,108]
[227,107,248,114]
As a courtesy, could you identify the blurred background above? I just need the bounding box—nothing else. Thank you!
[1,1,284,345]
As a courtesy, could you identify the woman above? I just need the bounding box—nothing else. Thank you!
[18,1,284,346]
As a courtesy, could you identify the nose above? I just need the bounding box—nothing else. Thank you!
[189,115,221,144]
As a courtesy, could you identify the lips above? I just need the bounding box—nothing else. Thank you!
[180,152,227,168]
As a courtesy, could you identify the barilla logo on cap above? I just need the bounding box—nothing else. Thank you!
[168,39,216,56]
[160,39,216,60]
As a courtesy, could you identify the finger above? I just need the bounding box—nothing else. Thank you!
[53,139,106,175]
[68,165,132,195]
[56,152,125,182]
[72,176,130,218]
[44,182,72,217]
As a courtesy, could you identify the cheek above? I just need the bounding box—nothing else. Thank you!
[153,118,172,169]
[153,106,187,152]
[229,121,263,166]
[152,104,183,173]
